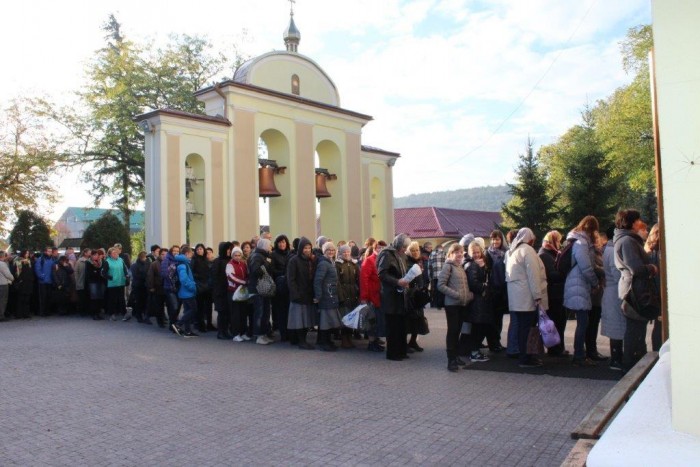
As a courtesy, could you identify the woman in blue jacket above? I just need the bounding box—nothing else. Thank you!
[171,246,199,338]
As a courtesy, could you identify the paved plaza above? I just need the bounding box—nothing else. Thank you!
[0,310,614,466]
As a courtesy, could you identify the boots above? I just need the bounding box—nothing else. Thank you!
[448,358,459,372]
[609,339,624,371]
[341,331,355,349]
[298,329,314,350]
[318,330,337,352]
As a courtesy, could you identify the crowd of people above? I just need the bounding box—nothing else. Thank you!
[0,208,661,373]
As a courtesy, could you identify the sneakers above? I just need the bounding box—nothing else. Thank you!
[170,324,182,336]
[470,352,489,363]
[183,331,199,338]
[241,334,252,341]
[609,360,625,371]
[232,335,246,342]
[256,335,273,345]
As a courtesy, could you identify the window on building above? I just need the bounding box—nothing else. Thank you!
[292,74,300,95]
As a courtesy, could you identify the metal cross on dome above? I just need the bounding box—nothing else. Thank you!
[289,0,296,15]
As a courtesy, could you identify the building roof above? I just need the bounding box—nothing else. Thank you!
[394,207,502,239]
[58,238,83,249]
[134,108,231,126]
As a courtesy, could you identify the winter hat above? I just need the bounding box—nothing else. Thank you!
[231,246,243,256]
[458,234,475,247]
[338,244,351,256]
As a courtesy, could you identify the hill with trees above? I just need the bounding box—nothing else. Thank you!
[394,185,511,212]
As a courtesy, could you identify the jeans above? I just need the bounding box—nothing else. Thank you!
[374,303,386,338]
[177,297,197,332]
[585,306,602,356]
[444,305,463,359]
[164,291,180,325]
[516,311,537,364]
[507,311,519,355]
[252,295,271,336]
[572,309,590,359]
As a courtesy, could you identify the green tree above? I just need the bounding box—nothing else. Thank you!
[0,99,59,232]
[81,212,131,254]
[593,25,656,220]
[8,210,54,251]
[501,138,558,240]
[540,107,620,230]
[35,15,234,230]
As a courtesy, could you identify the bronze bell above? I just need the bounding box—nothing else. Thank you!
[315,172,332,199]
[259,166,281,199]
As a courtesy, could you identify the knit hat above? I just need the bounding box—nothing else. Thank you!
[338,244,351,256]
[316,236,328,248]
[322,242,336,254]
[231,246,243,256]
[458,234,475,247]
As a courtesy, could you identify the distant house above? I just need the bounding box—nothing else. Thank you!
[394,207,502,245]
[54,208,145,245]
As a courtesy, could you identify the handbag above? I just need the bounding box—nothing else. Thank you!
[232,285,250,302]
[537,304,561,348]
[526,325,544,355]
[256,266,276,298]
[416,316,430,335]
[621,278,660,322]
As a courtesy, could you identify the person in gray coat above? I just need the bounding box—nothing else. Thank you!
[313,242,341,351]
[563,215,602,366]
[601,225,624,370]
[438,243,472,372]
[614,209,657,369]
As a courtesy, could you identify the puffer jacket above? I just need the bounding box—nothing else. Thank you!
[505,243,548,312]
[212,242,232,299]
[336,259,359,310]
[465,260,493,324]
[563,231,599,311]
[314,256,339,309]
[247,248,272,295]
[175,254,197,300]
[437,260,470,306]
[359,252,380,308]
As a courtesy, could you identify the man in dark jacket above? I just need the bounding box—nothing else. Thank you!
[160,245,181,330]
[377,234,410,361]
[146,248,167,327]
[212,241,233,339]
[34,246,56,316]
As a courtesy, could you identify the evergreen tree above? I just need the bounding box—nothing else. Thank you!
[8,210,53,251]
[501,138,558,241]
[540,107,620,230]
[80,212,131,254]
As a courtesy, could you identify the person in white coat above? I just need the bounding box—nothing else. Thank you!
[0,251,15,320]
[505,228,548,368]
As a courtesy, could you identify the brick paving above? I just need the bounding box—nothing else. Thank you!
[0,309,614,466]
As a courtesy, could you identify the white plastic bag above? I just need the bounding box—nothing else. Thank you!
[342,304,368,329]
[232,286,250,302]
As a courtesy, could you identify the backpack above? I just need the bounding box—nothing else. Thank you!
[168,262,181,292]
[555,241,575,275]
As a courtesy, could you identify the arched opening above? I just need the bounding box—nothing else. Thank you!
[315,140,343,241]
[258,129,291,237]
[185,153,205,245]
[370,176,385,239]
[291,74,300,95]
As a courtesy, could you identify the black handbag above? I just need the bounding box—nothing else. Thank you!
[621,277,660,321]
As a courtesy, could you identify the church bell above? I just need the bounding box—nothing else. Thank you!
[315,168,336,199]
[259,160,282,199]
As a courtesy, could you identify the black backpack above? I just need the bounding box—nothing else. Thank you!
[168,262,181,292]
[555,241,575,275]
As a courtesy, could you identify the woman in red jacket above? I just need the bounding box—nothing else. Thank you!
[360,240,386,352]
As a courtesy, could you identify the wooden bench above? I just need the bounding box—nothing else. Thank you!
[562,351,659,466]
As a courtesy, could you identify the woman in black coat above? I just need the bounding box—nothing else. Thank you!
[85,251,107,320]
[12,251,34,319]
[286,237,316,349]
[538,230,567,356]
[191,243,212,332]
[377,234,411,361]
[271,234,291,341]
[464,242,493,362]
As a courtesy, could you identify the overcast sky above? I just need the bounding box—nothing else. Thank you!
[0,0,651,222]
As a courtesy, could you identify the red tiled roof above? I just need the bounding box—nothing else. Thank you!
[394,207,502,239]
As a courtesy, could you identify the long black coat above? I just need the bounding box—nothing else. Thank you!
[286,237,315,305]
[465,261,494,324]
[538,247,564,314]
[377,247,408,315]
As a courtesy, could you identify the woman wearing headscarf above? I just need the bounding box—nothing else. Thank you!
[287,237,316,350]
[614,209,657,369]
[336,244,360,349]
[563,215,603,367]
[314,242,342,351]
[226,246,249,342]
[377,234,411,361]
[486,229,508,352]
[505,228,548,368]
[271,234,291,342]
[538,230,567,356]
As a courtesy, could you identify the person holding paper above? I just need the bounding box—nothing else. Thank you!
[377,234,411,361]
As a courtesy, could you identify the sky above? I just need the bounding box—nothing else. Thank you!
[0,0,651,224]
